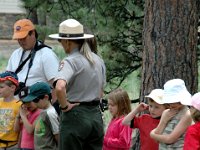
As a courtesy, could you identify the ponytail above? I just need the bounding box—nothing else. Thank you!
[80,41,95,65]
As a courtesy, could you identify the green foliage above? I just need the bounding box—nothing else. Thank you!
[0,56,7,72]
[20,0,145,93]
[105,70,141,99]
[36,25,55,42]
[53,45,66,60]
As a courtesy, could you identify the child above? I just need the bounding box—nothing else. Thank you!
[103,88,132,150]
[183,92,200,150]
[14,87,41,150]
[0,71,21,149]
[122,89,168,150]
[150,79,192,149]
[23,82,59,150]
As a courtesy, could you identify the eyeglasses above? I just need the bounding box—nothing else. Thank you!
[33,97,41,103]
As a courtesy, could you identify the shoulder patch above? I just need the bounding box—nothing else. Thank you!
[58,61,65,71]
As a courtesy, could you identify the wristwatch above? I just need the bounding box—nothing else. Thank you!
[60,105,68,110]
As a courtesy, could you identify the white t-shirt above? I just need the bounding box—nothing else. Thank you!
[6,44,59,86]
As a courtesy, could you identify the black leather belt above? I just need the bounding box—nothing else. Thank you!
[71,101,100,106]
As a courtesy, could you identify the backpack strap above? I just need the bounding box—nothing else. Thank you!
[15,51,31,74]
[15,41,51,84]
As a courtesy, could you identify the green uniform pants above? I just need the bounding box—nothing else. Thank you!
[59,105,104,150]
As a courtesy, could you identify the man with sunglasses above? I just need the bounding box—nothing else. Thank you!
[22,82,59,150]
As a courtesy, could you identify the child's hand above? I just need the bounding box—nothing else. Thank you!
[19,105,28,118]
[136,103,149,113]
[160,109,178,124]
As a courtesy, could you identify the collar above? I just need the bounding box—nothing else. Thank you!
[68,48,79,56]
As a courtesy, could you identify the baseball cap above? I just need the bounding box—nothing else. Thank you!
[12,19,35,40]
[23,82,51,102]
[0,71,19,86]
[145,89,164,104]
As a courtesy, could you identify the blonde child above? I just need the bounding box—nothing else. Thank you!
[122,89,168,150]
[103,88,132,150]
[183,92,200,150]
[150,79,192,150]
[0,71,21,149]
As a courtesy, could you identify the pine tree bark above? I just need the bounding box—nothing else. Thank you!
[141,0,198,102]
[29,10,38,25]
[133,0,198,150]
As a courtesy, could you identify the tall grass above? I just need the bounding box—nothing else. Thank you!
[0,56,8,72]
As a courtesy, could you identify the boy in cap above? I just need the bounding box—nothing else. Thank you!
[23,82,59,150]
[122,89,169,150]
[0,71,21,149]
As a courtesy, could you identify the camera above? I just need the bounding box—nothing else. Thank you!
[14,82,26,96]
[100,98,108,112]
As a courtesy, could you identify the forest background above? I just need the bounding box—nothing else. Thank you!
[0,1,199,149]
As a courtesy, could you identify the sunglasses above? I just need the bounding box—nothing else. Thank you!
[33,97,41,103]
[33,95,45,103]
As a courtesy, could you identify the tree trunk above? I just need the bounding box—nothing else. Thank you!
[29,9,38,25]
[133,0,198,150]
[141,0,198,102]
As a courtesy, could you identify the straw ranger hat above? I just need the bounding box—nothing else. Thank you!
[145,89,164,104]
[49,19,94,40]
[162,79,191,105]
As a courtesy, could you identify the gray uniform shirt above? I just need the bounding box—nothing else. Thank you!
[55,48,106,102]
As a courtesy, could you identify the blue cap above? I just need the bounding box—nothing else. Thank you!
[0,71,19,86]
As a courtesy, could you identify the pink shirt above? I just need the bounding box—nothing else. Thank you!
[103,116,132,150]
[21,109,41,149]
[132,114,160,150]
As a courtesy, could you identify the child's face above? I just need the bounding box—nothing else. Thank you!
[34,96,49,109]
[169,102,183,110]
[189,106,196,116]
[148,101,166,118]
[0,82,14,98]
[23,102,37,111]
[108,99,118,118]
[34,98,44,109]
